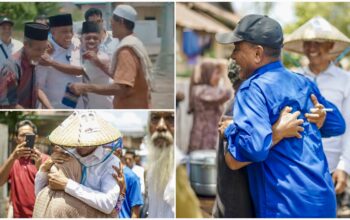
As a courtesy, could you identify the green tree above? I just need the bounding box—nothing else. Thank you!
[284,2,350,36]
[0,2,60,29]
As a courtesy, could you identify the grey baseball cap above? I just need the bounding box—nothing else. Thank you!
[216,14,284,49]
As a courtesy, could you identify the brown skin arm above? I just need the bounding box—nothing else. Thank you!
[37,88,53,109]
[131,206,141,218]
[69,82,131,98]
[39,53,85,76]
[0,142,29,185]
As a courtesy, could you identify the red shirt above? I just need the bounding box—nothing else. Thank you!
[8,154,49,218]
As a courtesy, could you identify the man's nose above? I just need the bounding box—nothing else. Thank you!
[156,118,167,132]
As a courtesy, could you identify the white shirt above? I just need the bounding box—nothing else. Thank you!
[299,62,350,174]
[35,146,120,214]
[36,35,83,109]
[0,38,23,67]
[147,174,174,218]
[131,165,145,194]
[82,51,113,109]
[99,31,119,58]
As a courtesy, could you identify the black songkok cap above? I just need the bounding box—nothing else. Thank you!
[24,22,49,41]
[49,14,73,27]
[82,21,100,34]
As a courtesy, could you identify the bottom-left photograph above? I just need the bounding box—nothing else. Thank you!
[0,110,174,218]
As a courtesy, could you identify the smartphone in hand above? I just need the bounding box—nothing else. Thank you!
[25,134,36,149]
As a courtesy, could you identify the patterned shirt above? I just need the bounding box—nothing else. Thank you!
[0,49,37,108]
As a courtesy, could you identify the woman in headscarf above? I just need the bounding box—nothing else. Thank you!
[188,59,232,152]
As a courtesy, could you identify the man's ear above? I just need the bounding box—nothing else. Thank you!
[254,45,264,63]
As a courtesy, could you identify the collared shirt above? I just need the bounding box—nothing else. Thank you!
[299,63,350,175]
[119,166,143,218]
[82,51,113,109]
[35,146,120,214]
[9,155,49,218]
[36,35,83,109]
[99,31,119,58]
[0,38,23,67]
[225,61,345,217]
[0,49,37,108]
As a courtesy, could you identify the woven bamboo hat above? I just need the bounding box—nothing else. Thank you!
[49,111,122,147]
[284,16,350,55]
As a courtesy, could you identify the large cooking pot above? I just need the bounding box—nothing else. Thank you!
[189,150,217,196]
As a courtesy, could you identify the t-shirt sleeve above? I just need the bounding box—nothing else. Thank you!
[225,83,272,162]
[113,48,138,88]
[128,175,144,207]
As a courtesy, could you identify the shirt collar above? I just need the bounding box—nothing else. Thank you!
[49,34,71,54]
[0,38,13,46]
[303,62,337,78]
[240,61,283,89]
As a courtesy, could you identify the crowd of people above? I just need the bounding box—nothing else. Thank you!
[0,4,152,109]
[0,111,175,218]
[178,14,350,218]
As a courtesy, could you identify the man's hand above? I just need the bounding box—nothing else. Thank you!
[48,172,68,191]
[305,94,326,129]
[11,142,31,160]
[332,169,348,194]
[40,158,54,173]
[69,83,87,96]
[83,51,99,64]
[39,53,53,66]
[51,146,71,164]
[46,42,54,55]
[112,162,126,195]
[218,118,233,138]
[31,148,43,170]
[272,106,304,145]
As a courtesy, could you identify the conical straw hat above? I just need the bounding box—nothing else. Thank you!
[284,16,350,55]
[49,111,122,147]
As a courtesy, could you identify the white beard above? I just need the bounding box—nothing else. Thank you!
[147,134,174,198]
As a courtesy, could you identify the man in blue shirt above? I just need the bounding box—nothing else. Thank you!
[119,164,144,218]
[216,14,346,217]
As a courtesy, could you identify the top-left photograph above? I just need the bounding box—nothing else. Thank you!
[0,2,174,109]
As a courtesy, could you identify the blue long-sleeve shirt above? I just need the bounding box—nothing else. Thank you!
[225,61,345,217]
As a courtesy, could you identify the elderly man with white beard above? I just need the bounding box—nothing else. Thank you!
[146,111,175,218]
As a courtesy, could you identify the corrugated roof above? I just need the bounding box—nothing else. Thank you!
[176,3,230,33]
[190,2,239,28]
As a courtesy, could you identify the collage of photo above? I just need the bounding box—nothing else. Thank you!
[0,1,350,219]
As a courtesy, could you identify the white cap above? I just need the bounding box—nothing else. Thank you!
[113,5,137,23]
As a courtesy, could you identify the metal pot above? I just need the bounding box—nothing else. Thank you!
[189,150,217,196]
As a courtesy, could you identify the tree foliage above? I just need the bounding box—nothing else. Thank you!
[0,2,60,29]
[284,2,350,36]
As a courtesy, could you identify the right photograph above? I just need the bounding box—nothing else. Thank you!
[176,2,350,218]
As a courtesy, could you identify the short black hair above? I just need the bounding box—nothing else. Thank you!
[85,8,103,21]
[113,14,135,31]
[15,120,37,136]
[263,46,281,58]
[125,149,136,157]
